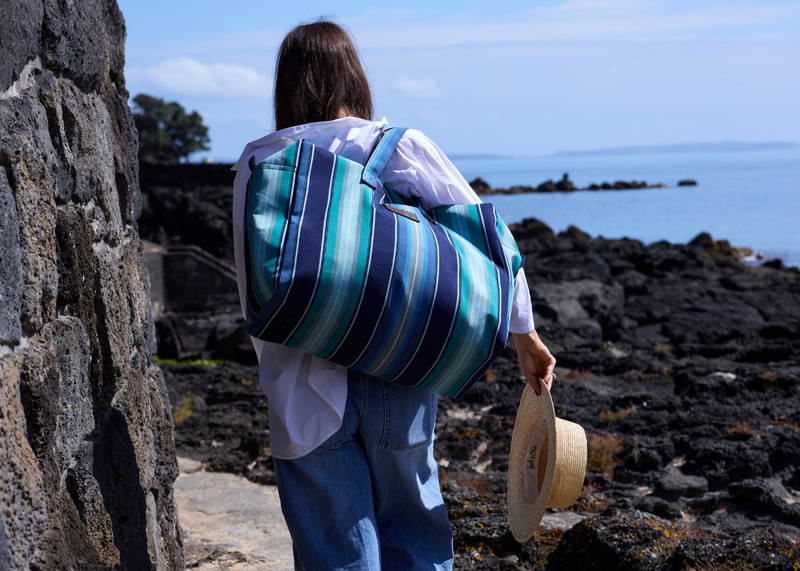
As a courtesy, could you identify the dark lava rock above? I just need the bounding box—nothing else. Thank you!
[470,177,493,195]
[548,500,800,571]
[685,437,772,488]
[537,180,557,193]
[547,500,677,570]
[157,212,800,570]
[667,531,800,571]
[555,173,576,191]
[163,361,271,484]
[728,478,800,526]
[586,181,650,190]
[559,225,591,241]
[633,496,683,520]
[656,467,708,496]
[689,232,753,260]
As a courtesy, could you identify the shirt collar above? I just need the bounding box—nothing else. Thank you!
[231,116,378,171]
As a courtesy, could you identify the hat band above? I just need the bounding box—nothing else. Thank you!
[523,418,548,504]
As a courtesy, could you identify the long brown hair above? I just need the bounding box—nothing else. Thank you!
[274,20,373,131]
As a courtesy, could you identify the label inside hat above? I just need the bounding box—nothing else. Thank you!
[523,418,549,504]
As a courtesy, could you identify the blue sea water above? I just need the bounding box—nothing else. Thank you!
[450,149,800,269]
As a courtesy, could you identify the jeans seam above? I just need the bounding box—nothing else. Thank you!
[358,372,368,425]
[380,380,391,448]
[381,441,430,451]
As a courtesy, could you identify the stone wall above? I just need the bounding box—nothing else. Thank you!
[0,1,183,569]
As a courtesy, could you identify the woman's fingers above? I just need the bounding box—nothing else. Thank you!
[542,354,556,389]
[512,329,556,396]
[527,375,542,395]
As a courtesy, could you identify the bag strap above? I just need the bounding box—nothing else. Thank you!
[362,126,408,189]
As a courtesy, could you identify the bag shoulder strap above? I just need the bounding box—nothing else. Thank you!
[361,126,408,189]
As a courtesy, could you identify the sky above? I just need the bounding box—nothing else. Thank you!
[118,0,800,162]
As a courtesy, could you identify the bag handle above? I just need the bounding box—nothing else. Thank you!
[362,126,408,189]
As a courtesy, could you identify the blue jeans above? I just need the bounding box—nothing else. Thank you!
[273,370,454,571]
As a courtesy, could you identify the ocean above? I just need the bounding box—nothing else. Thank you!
[450,148,800,268]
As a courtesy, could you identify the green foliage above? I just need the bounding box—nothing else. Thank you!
[132,94,210,163]
[152,355,224,366]
[173,396,195,426]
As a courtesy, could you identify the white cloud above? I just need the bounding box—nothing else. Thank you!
[391,76,443,98]
[350,1,800,48]
[142,57,271,99]
[122,2,800,63]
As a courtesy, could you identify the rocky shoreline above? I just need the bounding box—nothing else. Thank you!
[468,174,697,195]
[150,185,800,569]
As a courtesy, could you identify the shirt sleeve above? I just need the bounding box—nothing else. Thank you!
[510,270,535,334]
[382,129,535,333]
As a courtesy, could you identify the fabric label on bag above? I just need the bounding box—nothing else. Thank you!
[384,203,420,223]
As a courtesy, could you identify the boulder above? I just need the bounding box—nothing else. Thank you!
[469,177,493,195]
[656,466,708,496]
[529,279,625,341]
[689,232,753,260]
[547,499,676,570]
[536,180,557,192]
[554,173,576,191]
[559,225,591,241]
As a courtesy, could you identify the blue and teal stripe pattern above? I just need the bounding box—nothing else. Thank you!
[243,126,522,400]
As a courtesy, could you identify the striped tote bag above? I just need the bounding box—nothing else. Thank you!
[243,126,523,399]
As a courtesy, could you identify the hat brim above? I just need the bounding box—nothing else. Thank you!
[507,381,558,543]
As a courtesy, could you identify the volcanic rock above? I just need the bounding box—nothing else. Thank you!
[155,213,800,569]
[469,177,493,195]
[656,467,708,496]
[0,4,181,569]
[554,173,576,191]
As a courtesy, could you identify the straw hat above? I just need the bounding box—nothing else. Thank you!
[507,381,587,543]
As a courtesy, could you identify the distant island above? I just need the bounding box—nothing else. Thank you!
[447,153,511,160]
[551,141,799,157]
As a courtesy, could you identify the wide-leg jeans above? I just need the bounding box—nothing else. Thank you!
[273,370,454,571]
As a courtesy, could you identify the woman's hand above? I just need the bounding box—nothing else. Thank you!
[512,329,556,395]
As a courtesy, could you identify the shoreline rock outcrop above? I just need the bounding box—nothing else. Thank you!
[0,2,182,569]
[135,153,799,568]
[154,215,799,570]
[470,174,672,195]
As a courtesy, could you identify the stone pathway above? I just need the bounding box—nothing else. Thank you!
[174,457,587,570]
[175,458,293,570]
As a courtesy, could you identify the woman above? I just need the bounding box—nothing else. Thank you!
[231,20,556,571]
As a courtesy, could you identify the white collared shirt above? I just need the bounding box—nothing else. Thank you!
[232,117,535,459]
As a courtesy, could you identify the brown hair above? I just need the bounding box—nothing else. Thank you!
[274,20,373,131]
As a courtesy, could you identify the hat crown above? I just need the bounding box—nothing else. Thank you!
[508,382,588,543]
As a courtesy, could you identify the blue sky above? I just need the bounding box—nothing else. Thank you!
[118,0,800,162]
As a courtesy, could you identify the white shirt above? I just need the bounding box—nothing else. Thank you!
[232,117,534,459]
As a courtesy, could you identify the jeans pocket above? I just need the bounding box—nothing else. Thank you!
[380,383,437,450]
[313,421,345,452]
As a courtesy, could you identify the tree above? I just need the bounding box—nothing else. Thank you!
[132,94,210,163]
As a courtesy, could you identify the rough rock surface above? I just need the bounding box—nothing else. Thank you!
[156,210,800,569]
[0,3,181,570]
